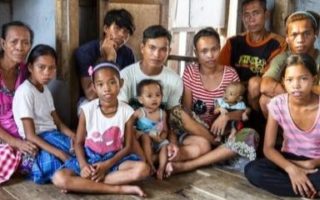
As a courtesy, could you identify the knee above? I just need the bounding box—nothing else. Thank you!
[244,161,263,186]
[132,162,150,180]
[248,77,261,96]
[52,170,70,189]
[197,138,211,154]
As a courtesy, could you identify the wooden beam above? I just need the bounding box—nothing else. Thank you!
[55,0,80,128]
[273,0,295,36]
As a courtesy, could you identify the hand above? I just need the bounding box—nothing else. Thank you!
[100,35,117,61]
[210,114,229,136]
[80,164,95,179]
[15,139,38,156]
[91,162,109,182]
[286,165,317,198]
[167,143,179,161]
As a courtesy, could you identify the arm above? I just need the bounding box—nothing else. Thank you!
[182,86,192,111]
[264,113,317,198]
[260,76,285,97]
[75,111,94,178]
[52,111,75,140]
[80,77,98,101]
[0,126,37,155]
[22,118,69,162]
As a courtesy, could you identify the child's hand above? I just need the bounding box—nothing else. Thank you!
[91,162,109,182]
[80,164,95,179]
[167,143,179,161]
[16,140,38,156]
[286,165,317,198]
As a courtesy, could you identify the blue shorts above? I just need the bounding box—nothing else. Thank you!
[62,147,140,175]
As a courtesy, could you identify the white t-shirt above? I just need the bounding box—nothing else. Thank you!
[81,99,134,155]
[13,80,56,139]
[118,62,183,109]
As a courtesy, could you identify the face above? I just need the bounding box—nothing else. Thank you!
[93,68,122,104]
[224,85,242,104]
[28,55,56,87]
[140,37,170,70]
[286,19,316,54]
[1,26,31,65]
[195,36,220,68]
[283,64,315,99]
[242,1,267,33]
[138,84,162,110]
[104,23,130,49]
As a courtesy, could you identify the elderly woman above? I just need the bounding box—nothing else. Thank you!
[0,21,37,183]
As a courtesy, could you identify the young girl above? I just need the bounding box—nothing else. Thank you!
[12,44,75,183]
[245,54,320,198]
[52,61,149,197]
[134,79,169,180]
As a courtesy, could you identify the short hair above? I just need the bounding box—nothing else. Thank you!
[242,0,267,11]
[193,27,220,48]
[27,44,57,65]
[226,82,246,96]
[142,25,172,44]
[104,9,135,35]
[91,60,120,82]
[1,21,34,44]
[136,79,163,97]
[285,11,319,33]
[281,54,317,78]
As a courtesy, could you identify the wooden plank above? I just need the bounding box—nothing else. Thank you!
[192,167,302,200]
[0,188,16,200]
[2,180,137,200]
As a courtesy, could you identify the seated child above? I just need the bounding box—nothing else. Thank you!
[214,82,251,140]
[134,79,169,180]
[52,61,149,197]
[12,44,75,184]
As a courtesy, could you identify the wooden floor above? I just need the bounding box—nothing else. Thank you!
[0,166,307,200]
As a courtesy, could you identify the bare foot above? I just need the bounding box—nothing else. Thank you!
[156,167,165,180]
[165,162,173,177]
[60,189,68,193]
[121,185,146,197]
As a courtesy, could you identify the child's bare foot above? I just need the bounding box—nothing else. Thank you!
[165,161,187,177]
[164,162,173,177]
[60,189,68,193]
[120,185,146,197]
[156,167,165,180]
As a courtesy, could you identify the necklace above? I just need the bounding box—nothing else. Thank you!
[99,100,118,116]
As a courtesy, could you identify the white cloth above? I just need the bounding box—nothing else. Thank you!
[13,80,56,139]
[81,99,134,154]
[118,62,183,109]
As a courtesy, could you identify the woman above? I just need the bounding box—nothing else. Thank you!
[0,21,37,184]
[166,28,259,176]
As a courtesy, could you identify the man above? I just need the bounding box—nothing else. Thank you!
[219,0,286,110]
[260,11,320,117]
[76,9,135,102]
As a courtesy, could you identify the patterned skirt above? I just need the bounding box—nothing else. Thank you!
[0,144,21,184]
[169,105,259,160]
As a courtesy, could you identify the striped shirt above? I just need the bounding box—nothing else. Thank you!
[268,94,320,159]
[183,63,239,126]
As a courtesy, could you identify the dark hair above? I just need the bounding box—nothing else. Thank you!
[91,60,120,82]
[1,21,34,45]
[193,27,220,48]
[104,9,135,35]
[242,0,267,11]
[27,44,57,65]
[285,11,319,33]
[142,25,172,44]
[137,79,163,96]
[281,54,318,78]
